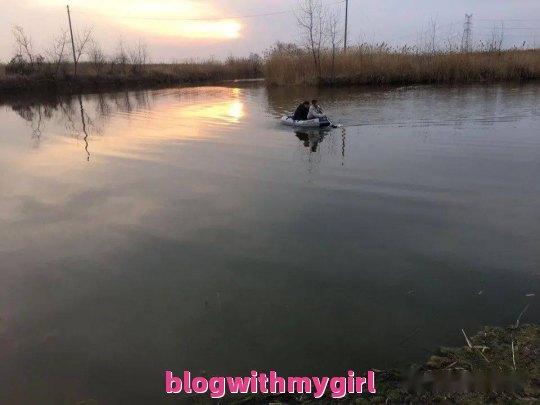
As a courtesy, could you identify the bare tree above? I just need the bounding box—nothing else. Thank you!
[296,0,326,78]
[425,18,438,54]
[327,11,342,83]
[89,39,107,75]
[114,38,129,75]
[47,30,68,76]
[487,22,505,53]
[128,40,149,74]
[444,24,460,53]
[12,26,34,66]
[73,27,93,75]
[248,52,263,77]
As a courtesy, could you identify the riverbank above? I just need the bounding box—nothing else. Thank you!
[0,60,263,95]
[227,324,540,404]
[3,49,540,95]
[265,48,540,86]
[0,71,214,95]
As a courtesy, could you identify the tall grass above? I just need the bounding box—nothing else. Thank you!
[264,44,540,86]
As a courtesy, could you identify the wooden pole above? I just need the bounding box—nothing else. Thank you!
[67,5,77,77]
[344,0,349,52]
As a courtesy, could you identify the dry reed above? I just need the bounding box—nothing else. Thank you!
[264,45,540,86]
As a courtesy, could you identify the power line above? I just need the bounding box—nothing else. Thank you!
[477,19,540,22]
[476,27,540,31]
[478,33,539,38]
[385,21,462,43]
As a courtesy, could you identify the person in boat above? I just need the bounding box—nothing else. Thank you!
[293,101,311,121]
[307,99,325,120]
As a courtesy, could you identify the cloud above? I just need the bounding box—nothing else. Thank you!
[34,0,243,40]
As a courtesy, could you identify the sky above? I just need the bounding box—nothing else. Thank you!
[1,0,540,63]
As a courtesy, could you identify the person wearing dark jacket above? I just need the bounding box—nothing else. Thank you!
[293,101,310,121]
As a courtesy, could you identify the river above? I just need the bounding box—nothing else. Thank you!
[1,83,539,404]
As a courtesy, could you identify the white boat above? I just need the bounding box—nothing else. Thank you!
[281,116,331,128]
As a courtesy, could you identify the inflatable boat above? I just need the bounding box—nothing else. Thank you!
[281,116,331,128]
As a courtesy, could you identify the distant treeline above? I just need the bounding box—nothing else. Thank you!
[0,26,263,94]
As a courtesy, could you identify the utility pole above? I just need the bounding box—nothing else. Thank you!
[67,5,77,77]
[344,0,349,52]
[462,14,473,53]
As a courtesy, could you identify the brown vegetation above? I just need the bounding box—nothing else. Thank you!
[0,57,263,94]
[264,44,540,86]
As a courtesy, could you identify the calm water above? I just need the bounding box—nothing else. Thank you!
[1,83,540,404]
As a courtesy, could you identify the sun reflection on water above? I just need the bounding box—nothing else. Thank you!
[2,87,248,168]
[164,87,245,125]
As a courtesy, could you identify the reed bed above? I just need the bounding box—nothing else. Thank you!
[264,45,540,86]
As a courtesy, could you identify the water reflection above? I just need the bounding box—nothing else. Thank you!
[11,103,49,147]
[295,130,326,152]
[171,98,244,124]
[1,86,247,163]
[78,95,91,161]
[295,127,347,159]
[6,92,124,161]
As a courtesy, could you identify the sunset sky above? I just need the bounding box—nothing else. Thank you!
[1,0,540,62]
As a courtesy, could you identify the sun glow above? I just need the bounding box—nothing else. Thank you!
[125,20,242,40]
[35,0,242,40]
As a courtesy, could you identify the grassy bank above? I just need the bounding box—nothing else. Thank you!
[227,324,540,404]
[3,48,540,94]
[0,58,263,94]
[265,46,540,86]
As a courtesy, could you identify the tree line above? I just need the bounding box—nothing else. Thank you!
[7,25,151,78]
